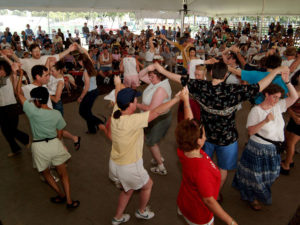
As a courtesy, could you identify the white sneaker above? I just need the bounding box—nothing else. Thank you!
[150,166,168,176]
[135,207,155,220]
[112,214,130,225]
[150,157,165,166]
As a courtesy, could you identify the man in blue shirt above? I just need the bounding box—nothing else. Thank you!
[228,54,289,104]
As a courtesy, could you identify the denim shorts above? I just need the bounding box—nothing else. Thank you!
[203,141,238,170]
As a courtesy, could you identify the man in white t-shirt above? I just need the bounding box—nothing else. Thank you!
[239,31,248,44]
[22,65,53,109]
[7,43,78,82]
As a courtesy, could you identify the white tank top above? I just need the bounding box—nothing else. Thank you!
[102,53,112,67]
[27,39,34,46]
[142,79,172,114]
[123,57,138,76]
[0,77,17,106]
[47,76,64,95]
[145,50,154,62]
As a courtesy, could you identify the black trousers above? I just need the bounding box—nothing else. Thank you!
[79,89,103,133]
[0,104,29,153]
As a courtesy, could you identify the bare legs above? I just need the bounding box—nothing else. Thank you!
[62,130,78,144]
[42,163,72,204]
[149,144,163,165]
[282,131,300,170]
[114,178,153,220]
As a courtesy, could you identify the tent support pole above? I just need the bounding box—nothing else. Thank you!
[47,11,50,36]
[180,11,184,37]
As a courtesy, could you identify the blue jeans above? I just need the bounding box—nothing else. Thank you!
[52,100,64,116]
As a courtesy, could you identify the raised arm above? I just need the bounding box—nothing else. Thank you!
[281,70,299,108]
[16,66,26,105]
[184,43,191,62]
[222,48,231,64]
[258,66,288,92]
[149,36,155,52]
[160,34,175,46]
[228,66,242,77]
[289,57,300,73]
[154,62,181,83]
[114,75,125,102]
[138,65,155,84]
[231,45,246,68]
[59,43,78,60]
[181,86,193,120]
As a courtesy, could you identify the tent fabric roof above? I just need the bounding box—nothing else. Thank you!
[1,0,300,16]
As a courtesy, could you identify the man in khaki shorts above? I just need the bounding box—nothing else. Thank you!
[16,67,79,209]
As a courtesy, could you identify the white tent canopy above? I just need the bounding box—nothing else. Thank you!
[0,0,299,17]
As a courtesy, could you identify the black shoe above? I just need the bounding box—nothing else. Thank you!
[66,200,80,209]
[281,160,295,168]
[280,166,290,175]
[74,136,81,151]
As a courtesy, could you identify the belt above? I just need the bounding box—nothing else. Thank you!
[33,137,56,143]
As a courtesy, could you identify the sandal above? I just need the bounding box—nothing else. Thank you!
[249,200,262,211]
[281,160,295,168]
[66,200,80,209]
[7,151,21,158]
[50,196,66,204]
[74,136,81,151]
[280,166,290,175]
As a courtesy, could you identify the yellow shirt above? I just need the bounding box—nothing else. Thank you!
[174,42,188,69]
[110,106,149,165]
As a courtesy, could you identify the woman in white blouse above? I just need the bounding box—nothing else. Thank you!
[232,73,298,211]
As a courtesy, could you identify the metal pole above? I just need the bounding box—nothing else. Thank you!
[180,0,187,37]
[180,12,185,37]
[47,11,50,35]
[259,0,265,40]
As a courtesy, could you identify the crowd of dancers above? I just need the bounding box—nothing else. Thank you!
[1,18,300,225]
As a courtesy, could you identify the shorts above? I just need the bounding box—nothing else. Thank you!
[124,75,140,88]
[177,207,214,225]
[145,111,172,146]
[286,118,300,136]
[109,158,149,192]
[31,138,71,172]
[100,66,112,72]
[203,141,238,170]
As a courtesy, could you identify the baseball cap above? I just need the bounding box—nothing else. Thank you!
[116,88,141,110]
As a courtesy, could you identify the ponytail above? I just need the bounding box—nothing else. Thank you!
[113,110,122,119]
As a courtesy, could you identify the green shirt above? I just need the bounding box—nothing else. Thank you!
[23,100,66,140]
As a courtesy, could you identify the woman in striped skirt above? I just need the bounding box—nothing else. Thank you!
[232,78,298,211]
